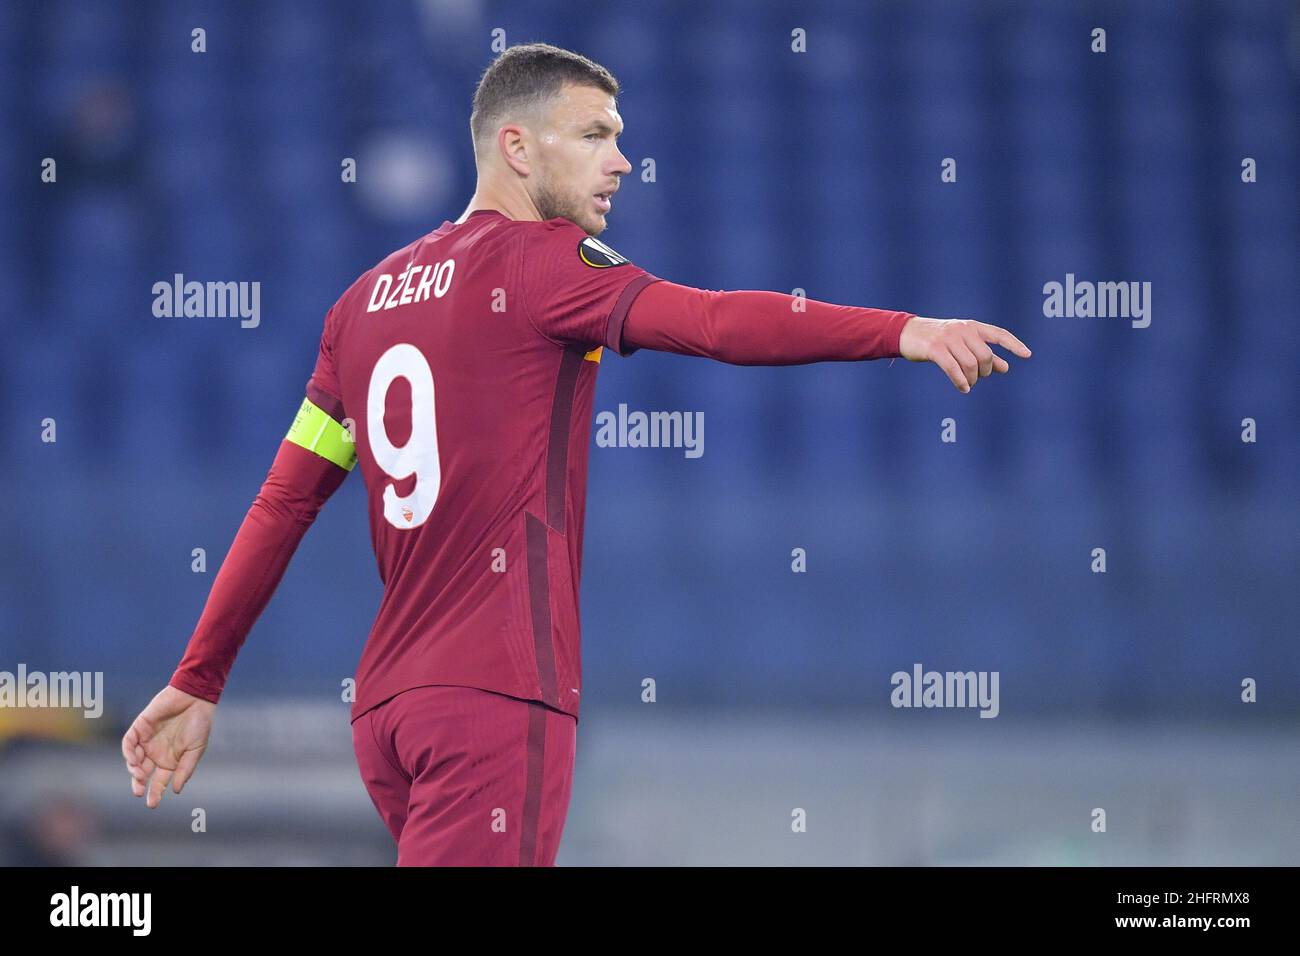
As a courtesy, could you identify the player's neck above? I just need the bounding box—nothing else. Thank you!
[456,187,543,225]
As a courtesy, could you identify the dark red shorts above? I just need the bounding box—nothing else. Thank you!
[351,684,577,866]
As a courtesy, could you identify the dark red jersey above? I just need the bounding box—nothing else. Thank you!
[312,210,659,723]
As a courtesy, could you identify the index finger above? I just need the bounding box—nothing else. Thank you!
[976,322,1031,358]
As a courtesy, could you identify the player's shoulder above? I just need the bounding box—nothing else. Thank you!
[522,216,607,248]
[525,216,586,237]
[503,214,583,254]
[522,217,637,271]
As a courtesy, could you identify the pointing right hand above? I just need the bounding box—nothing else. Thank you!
[898,316,1032,393]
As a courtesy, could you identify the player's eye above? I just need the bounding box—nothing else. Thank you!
[584,132,600,141]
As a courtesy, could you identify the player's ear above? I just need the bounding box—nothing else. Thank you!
[498,125,531,175]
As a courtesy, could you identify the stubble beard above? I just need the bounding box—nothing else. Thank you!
[533,174,601,237]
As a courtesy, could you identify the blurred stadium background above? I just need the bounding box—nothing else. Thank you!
[1,0,1298,865]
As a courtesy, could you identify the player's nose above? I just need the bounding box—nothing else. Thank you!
[611,147,632,176]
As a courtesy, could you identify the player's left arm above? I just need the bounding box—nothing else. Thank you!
[123,304,355,808]
[122,407,354,807]
[168,297,357,707]
[166,400,356,704]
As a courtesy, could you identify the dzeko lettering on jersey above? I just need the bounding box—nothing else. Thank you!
[366,259,456,312]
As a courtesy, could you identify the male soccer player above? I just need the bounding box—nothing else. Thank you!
[122,42,1030,866]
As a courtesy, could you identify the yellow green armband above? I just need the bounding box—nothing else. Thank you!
[285,397,357,471]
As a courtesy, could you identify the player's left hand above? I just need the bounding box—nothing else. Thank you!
[898,316,1032,393]
[121,685,215,809]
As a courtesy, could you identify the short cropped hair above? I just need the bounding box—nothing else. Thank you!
[470,42,620,158]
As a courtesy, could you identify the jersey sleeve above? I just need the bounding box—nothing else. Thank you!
[168,407,352,704]
[305,303,346,420]
[170,300,361,703]
[518,220,662,352]
[621,278,915,365]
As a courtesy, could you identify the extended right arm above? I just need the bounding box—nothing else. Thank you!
[617,279,1031,390]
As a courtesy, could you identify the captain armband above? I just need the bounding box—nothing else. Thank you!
[285,396,357,471]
